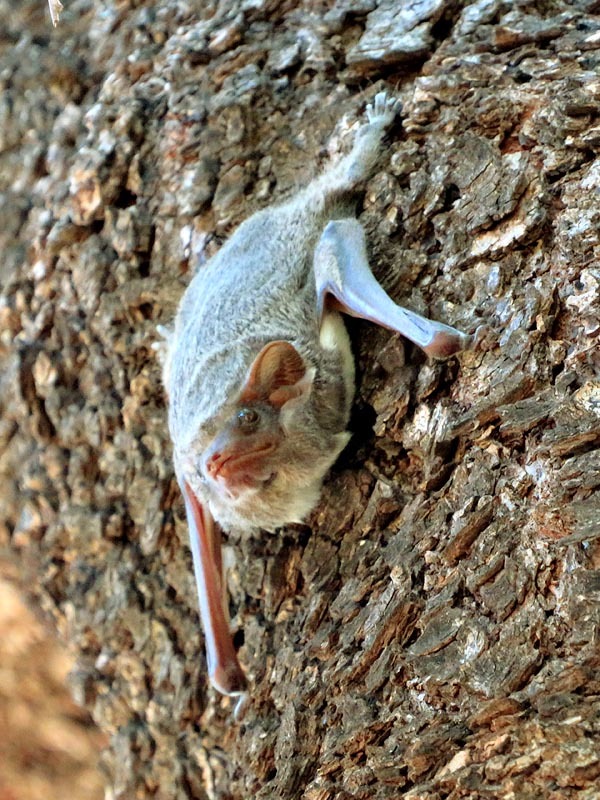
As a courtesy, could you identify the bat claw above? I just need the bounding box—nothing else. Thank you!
[233,691,250,721]
[470,323,496,353]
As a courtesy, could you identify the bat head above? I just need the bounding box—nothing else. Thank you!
[182,340,350,533]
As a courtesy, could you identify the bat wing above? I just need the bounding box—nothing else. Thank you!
[182,482,247,700]
[314,219,471,358]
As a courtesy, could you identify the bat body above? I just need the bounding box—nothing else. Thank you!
[167,190,354,535]
[162,93,471,702]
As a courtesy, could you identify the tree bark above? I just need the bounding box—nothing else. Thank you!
[1,1,599,798]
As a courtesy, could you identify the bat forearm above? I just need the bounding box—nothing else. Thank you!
[183,483,247,698]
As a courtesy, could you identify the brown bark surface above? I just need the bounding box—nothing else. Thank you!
[0,570,106,800]
[1,1,599,798]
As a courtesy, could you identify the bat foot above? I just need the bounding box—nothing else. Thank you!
[366,91,402,127]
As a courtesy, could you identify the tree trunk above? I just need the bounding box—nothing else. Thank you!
[1,1,599,798]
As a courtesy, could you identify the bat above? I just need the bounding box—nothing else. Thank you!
[161,92,471,705]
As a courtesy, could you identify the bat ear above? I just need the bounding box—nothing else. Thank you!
[241,341,312,408]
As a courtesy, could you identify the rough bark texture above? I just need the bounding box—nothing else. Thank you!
[1,1,599,798]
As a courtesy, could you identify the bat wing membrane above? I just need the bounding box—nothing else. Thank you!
[182,482,247,699]
[314,219,471,358]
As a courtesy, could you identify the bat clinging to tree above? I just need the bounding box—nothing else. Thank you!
[162,92,471,704]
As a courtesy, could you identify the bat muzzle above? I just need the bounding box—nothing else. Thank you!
[204,437,278,491]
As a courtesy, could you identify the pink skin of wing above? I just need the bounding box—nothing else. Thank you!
[182,481,247,698]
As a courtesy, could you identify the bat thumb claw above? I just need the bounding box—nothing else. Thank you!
[209,664,250,720]
[210,661,248,697]
[233,691,250,721]
[470,324,496,353]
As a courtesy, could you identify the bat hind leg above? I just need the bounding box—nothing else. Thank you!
[317,91,402,197]
[314,218,472,359]
[344,91,403,186]
[365,91,403,132]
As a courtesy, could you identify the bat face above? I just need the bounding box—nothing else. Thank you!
[179,340,351,533]
[202,402,283,496]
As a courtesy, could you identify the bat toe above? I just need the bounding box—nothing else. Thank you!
[366,91,402,125]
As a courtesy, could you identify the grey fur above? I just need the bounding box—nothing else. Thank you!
[164,93,403,533]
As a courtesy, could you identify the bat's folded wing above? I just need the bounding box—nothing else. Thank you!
[314,219,471,358]
[182,482,247,700]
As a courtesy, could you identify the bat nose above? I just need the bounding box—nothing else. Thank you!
[206,451,224,478]
[203,437,278,487]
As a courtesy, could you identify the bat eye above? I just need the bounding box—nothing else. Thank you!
[236,407,260,431]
